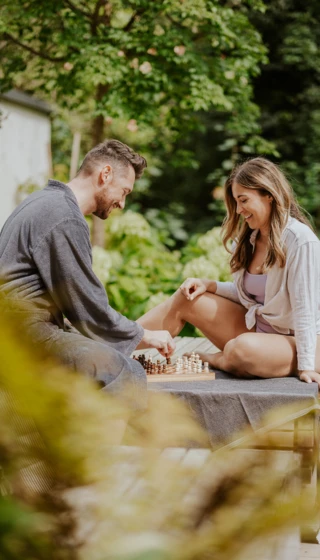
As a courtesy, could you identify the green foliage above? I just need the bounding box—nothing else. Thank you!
[1,0,267,176]
[0,0,267,118]
[0,496,48,559]
[249,0,320,229]
[0,0,274,240]
[92,211,231,322]
[182,227,232,282]
[15,181,42,206]
[93,210,183,319]
[144,205,188,247]
[145,0,320,235]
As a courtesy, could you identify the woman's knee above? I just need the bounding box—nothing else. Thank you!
[171,289,219,322]
[224,334,258,370]
[169,289,195,318]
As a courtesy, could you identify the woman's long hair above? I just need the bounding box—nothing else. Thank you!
[222,157,312,273]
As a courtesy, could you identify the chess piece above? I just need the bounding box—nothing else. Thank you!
[204,361,209,373]
[175,357,183,374]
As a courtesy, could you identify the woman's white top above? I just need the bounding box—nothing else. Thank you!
[215,217,320,371]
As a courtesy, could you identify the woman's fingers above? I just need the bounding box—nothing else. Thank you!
[299,370,320,388]
[180,280,195,298]
[189,286,206,300]
[179,278,205,300]
[299,372,312,383]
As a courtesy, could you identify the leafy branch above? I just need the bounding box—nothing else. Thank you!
[64,0,92,20]
[3,32,66,63]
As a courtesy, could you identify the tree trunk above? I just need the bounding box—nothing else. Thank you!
[69,131,81,180]
[91,84,108,247]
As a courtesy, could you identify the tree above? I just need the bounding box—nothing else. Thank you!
[250,0,320,228]
[147,0,320,235]
[0,0,267,244]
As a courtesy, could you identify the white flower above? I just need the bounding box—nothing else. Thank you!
[106,210,151,240]
[139,61,152,75]
[174,45,186,56]
[127,119,138,132]
[108,250,123,269]
[197,227,223,252]
[154,24,165,36]
[182,256,221,280]
[145,292,170,312]
[224,70,235,80]
[92,247,113,284]
[63,62,74,71]
[130,58,139,69]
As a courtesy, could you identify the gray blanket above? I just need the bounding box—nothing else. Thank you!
[149,370,318,445]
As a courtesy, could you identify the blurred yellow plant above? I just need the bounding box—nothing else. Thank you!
[0,295,318,559]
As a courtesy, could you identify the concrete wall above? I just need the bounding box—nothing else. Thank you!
[0,98,51,229]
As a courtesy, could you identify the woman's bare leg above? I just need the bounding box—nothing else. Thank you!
[137,290,250,350]
[138,291,320,383]
[207,332,320,380]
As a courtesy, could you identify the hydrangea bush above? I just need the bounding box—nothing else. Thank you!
[92,211,232,327]
[182,227,232,282]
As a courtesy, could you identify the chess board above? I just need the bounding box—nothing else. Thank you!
[147,372,215,383]
[133,352,216,383]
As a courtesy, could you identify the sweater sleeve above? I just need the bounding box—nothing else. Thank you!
[287,240,320,371]
[215,280,241,303]
[32,219,144,356]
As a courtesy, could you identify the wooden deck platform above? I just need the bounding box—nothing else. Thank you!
[133,335,219,362]
[134,446,319,559]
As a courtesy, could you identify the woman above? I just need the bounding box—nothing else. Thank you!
[137,157,320,386]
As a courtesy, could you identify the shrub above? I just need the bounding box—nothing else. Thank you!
[92,212,231,328]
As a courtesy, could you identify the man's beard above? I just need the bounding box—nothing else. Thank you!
[93,191,115,220]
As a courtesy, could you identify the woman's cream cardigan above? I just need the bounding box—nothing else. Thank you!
[215,217,320,371]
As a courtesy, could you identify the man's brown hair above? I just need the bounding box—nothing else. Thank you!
[78,139,147,179]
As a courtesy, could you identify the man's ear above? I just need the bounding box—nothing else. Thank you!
[99,164,112,186]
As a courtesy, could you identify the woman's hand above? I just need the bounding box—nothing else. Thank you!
[179,277,207,301]
[298,370,320,388]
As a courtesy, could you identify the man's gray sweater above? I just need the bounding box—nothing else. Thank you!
[0,180,144,356]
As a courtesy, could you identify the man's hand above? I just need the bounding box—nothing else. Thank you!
[137,329,175,357]
[298,370,320,388]
[179,277,207,301]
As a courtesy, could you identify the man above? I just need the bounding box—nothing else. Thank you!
[0,139,175,405]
